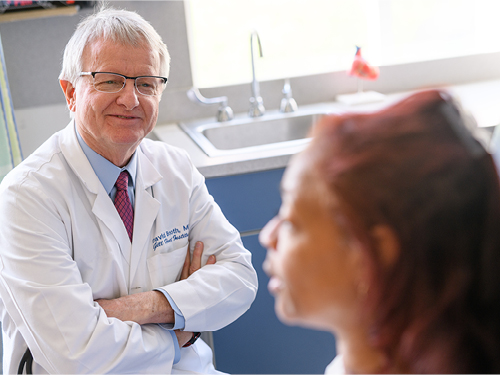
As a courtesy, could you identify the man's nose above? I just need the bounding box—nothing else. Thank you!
[116,79,139,109]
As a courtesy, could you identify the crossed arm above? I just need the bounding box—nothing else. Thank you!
[95,241,215,346]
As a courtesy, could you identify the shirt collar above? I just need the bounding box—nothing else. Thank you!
[75,126,138,195]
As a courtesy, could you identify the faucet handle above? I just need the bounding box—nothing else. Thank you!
[217,105,234,122]
[280,78,298,113]
[187,87,234,122]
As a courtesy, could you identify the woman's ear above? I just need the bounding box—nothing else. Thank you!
[370,225,400,269]
[60,80,76,112]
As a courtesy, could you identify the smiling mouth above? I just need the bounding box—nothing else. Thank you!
[115,115,136,119]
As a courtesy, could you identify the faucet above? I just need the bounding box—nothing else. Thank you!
[280,78,298,113]
[187,87,234,122]
[249,31,265,117]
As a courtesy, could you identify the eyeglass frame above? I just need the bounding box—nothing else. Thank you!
[79,71,168,96]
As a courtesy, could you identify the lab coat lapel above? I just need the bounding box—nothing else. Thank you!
[130,146,162,283]
[92,192,132,264]
[59,121,132,264]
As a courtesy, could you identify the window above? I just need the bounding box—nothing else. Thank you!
[185,0,500,89]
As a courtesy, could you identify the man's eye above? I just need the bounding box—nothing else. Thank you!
[97,80,121,86]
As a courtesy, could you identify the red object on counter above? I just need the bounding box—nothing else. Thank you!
[348,46,379,81]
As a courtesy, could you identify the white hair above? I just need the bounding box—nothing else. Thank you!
[59,6,170,85]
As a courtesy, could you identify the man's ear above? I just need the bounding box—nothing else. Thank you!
[60,80,76,112]
[370,225,400,269]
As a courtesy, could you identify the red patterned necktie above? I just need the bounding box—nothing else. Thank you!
[114,171,134,242]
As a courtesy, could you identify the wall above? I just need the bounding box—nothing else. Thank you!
[0,1,195,156]
[2,1,500,157]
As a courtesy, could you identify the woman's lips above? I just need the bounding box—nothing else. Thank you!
[268,276,283,295]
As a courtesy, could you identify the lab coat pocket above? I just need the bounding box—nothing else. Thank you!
[147,244,188,288]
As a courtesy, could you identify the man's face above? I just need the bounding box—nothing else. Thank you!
[62,38,162,165]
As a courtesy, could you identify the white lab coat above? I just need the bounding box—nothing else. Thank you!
[0,122,258,374]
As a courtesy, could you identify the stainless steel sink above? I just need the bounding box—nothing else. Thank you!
[179,109,330,157]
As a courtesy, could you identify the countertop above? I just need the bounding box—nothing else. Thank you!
[153,79,500,178]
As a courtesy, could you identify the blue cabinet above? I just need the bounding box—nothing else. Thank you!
[205,169,284,234]
[205,168,336,374]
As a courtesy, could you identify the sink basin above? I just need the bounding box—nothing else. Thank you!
[179,109,330,157]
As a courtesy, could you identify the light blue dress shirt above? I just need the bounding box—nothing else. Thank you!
[76,127,184,362]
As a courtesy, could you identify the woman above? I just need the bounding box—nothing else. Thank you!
[260,90,500,373]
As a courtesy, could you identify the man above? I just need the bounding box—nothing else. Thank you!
[0,7,257,374]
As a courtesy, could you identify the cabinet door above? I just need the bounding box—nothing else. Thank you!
[206,169,337,373]
[212,234,336,374]
[205,169,284,233]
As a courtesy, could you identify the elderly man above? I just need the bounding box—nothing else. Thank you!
[0,7,257,374]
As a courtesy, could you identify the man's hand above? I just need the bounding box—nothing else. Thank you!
[95,241,216,325]
[181,241,216,280]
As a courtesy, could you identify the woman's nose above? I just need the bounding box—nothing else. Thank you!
[259,216,280,251]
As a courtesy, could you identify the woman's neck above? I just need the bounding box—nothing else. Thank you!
[335,329,391,374]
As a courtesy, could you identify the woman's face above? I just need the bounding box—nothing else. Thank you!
[260,151,363,332]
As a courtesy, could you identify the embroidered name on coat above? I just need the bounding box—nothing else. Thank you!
[152,225,189,251]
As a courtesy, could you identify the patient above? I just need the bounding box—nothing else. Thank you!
[260,90,500,373]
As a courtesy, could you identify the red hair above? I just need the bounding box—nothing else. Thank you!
[309,90,500,373]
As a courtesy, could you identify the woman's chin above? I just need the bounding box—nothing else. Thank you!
[276,303,332,332]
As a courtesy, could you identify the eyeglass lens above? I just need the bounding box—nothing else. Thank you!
[93,73,164,96]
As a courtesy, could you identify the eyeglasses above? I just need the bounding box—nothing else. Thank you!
[80,72,168,97]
